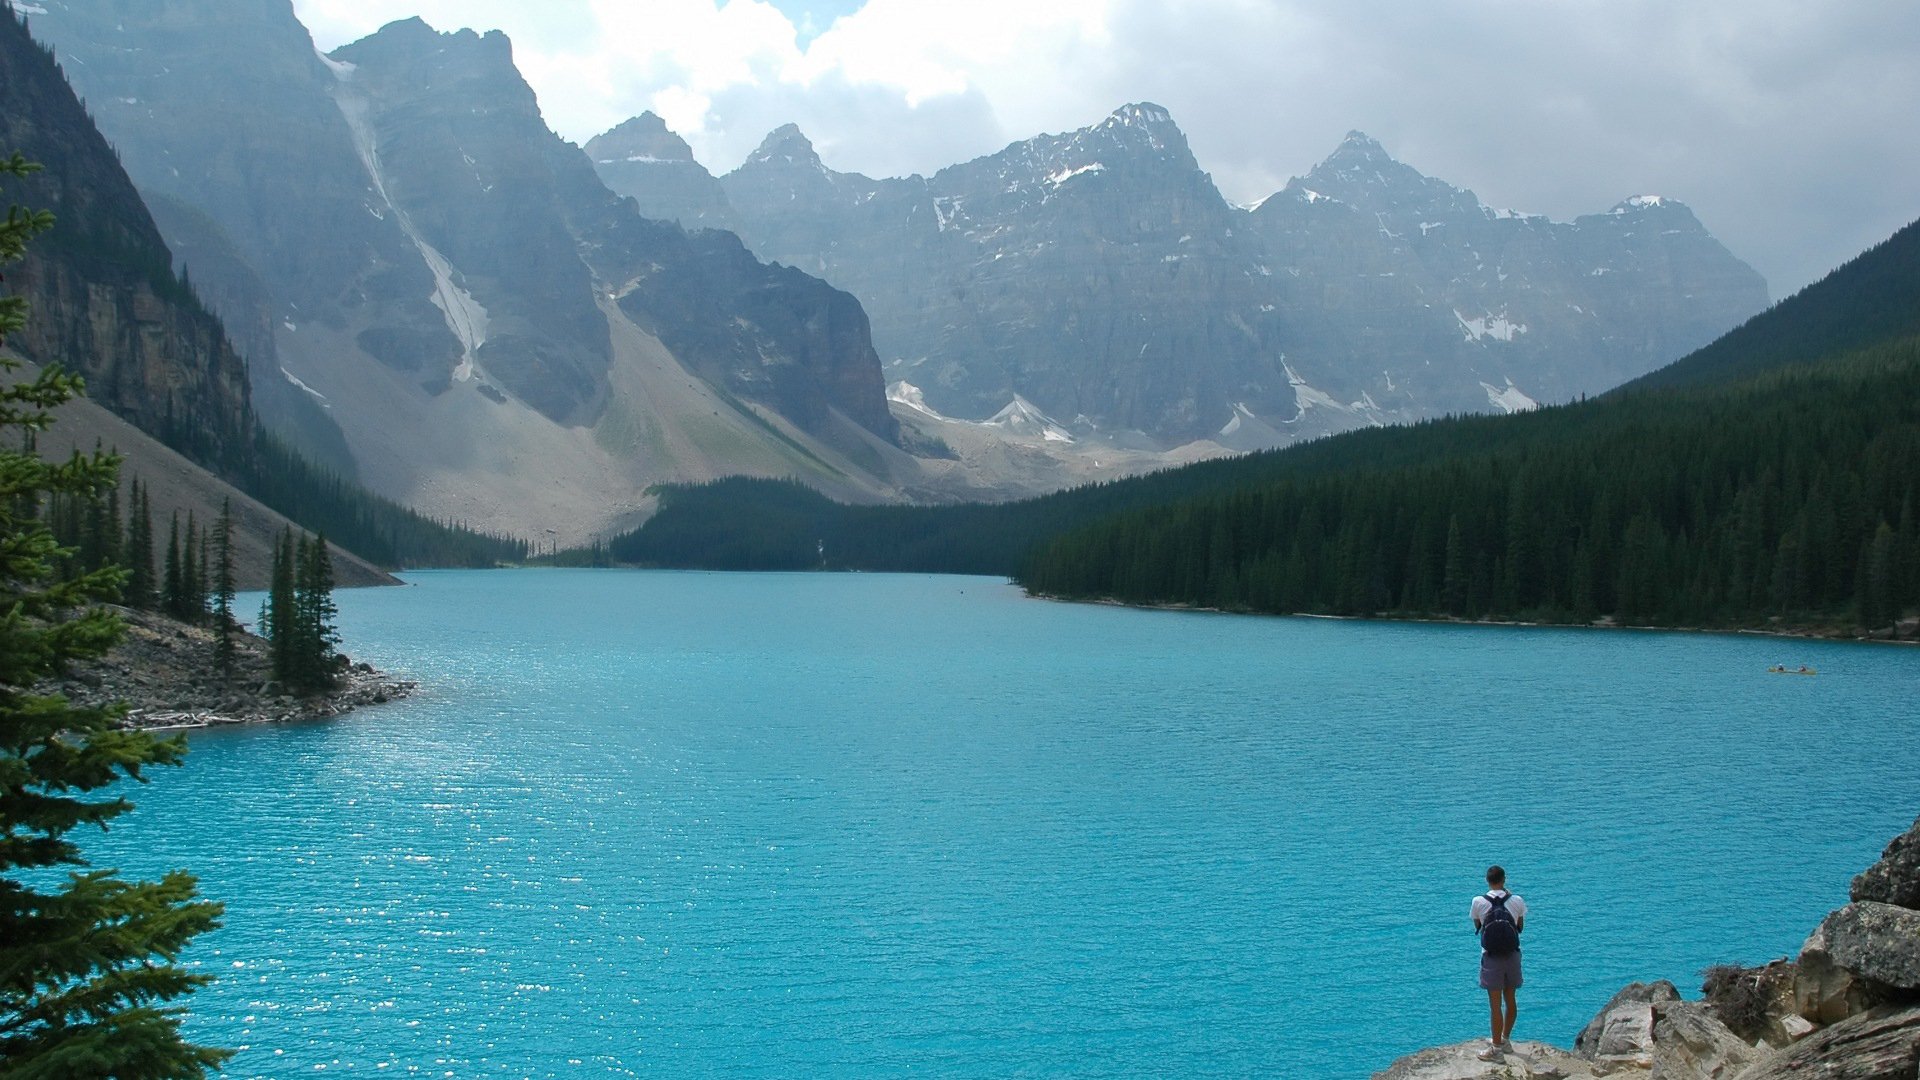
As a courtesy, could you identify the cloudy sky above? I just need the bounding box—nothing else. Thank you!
[290,0,1920,296]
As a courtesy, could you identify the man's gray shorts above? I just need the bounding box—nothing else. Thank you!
[1480,950,1523,990]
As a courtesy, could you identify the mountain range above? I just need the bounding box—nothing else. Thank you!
[17,1,1768,543]
[595,105,1768,449]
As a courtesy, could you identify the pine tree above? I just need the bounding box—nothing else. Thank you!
[267,527,296,686]
[0,149,227,1074]
[162,512,183,618]
[181,512,202,624]
[292,532,340,692]
[123,476,155,609]
[212,497,236,676]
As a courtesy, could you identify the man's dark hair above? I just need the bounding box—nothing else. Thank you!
[1486,865,1506,887]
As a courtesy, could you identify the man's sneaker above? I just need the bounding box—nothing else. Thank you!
[1476,1043,1503,1061]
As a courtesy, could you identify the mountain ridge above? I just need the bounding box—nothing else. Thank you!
[597,103,1768,448]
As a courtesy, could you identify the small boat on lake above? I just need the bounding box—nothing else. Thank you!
[1767,665,1817,676]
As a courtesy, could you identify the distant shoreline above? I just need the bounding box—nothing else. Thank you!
[1031,590,1920,646]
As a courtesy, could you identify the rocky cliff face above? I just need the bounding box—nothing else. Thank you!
[714,104,1285,442]
[328,17,613,422]
[1246,132,1769,413]
[25,3,908,536]
[1375,815,1920,1080]
[0,6,251,461]
[17,0,440,470]
[633,107,1769,448]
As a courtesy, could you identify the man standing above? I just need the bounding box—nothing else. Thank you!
[1471,865,1526,1059]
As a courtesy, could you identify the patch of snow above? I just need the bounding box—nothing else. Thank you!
[984,395,1074,443]
[1454,310,1528,343]
[1418,221,1444,235]
[1481,379,1538,414]
[280,367,328,405]
[315,49,356,80]
[1613,195,1667,212]
[282,319,296,332]
[886,381,947,420]
[1046,162,1106,186]
[1281,360,1350,422]
[1489,206,1542,221]
[11,1,49,13]
[1590,267,1612,276]
[1219,402,1262,437]
[932,196,963,233]
[117,97,139,105]
[330,75,489,380]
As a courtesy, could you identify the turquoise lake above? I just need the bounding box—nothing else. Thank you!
[96,569,1919,1077]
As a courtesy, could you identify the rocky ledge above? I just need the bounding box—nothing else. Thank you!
[40,605,416,729]
[1377,817,1920,1080]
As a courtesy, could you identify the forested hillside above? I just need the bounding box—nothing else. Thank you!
[1021,337,1920,628]
[1621,217,1920,393]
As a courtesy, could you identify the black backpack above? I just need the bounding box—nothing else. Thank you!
[1480,893,1520,956]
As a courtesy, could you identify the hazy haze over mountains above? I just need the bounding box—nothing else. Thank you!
[289,0,1920,299]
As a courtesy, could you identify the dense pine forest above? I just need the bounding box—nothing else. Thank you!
[611,216,1920,634]
[1020,337,1920,628]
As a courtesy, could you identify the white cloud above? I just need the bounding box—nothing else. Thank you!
[291,0,1920,295]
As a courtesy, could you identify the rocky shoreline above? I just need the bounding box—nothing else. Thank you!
[1376,817,1920,1080]
[41,605,416,730]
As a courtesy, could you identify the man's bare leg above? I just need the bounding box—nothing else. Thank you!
[1500,987,1518,1045]
[1484,988,1505,1052]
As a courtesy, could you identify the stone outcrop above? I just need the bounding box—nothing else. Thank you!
[1374,1041,1598,1080]
[1819,903,1920,994]
[1646,1001,1766,1079]
[1852,815,1920,910]
[1739,1005,1920,1080]
[1574,981,1681,1067]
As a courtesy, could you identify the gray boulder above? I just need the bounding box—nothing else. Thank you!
[1822,902,1920,992]
[1798,925,1875,1024]
[1372,1040,1601,1080]
[1853,814,1920,910]
[1738,1004,1920,1080]
[1575,981,1682,1063]
[1646,1000,1763,1079]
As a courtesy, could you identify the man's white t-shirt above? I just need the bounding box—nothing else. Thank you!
[1470,889,1527,950]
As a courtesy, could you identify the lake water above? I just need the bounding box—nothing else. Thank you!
[95,570,1919,1077]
